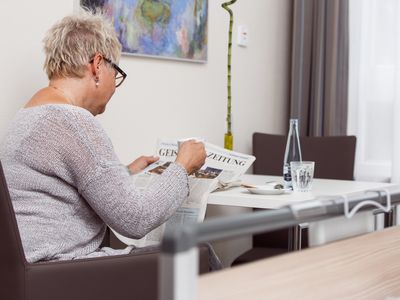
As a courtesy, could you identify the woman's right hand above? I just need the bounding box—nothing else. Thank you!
[175,140,206,174]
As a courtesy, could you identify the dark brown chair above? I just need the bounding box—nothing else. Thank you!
[232,133,356,265]
[0,162,209,300]
[253,133,356,180]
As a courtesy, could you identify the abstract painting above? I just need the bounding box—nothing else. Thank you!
[80,0,208,62]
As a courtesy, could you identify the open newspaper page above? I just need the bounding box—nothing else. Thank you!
[112,139,255,247]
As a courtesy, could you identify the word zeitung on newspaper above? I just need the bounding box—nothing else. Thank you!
[112,139,256,247]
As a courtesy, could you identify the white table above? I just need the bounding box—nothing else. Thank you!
[206,174,396,266]
[208,174,395,209]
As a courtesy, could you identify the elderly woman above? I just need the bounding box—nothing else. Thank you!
[0,11,207,263]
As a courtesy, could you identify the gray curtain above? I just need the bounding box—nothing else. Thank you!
[290,0,349,136]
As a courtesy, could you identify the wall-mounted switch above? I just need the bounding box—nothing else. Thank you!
[237,25,248,47]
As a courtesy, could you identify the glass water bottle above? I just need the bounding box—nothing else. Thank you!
[283,119,302,189]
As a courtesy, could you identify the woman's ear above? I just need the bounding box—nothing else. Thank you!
[90,53,103,76]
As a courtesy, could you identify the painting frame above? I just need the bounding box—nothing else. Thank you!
[80,0,208,63]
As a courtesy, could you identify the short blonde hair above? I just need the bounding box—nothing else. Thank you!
[43,9,121,79]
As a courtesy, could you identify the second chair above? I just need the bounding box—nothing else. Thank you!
[232,132,356,266]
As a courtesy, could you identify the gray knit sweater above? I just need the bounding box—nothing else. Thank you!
[0,104,189,263]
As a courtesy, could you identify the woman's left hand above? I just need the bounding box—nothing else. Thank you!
[127,155,159,175]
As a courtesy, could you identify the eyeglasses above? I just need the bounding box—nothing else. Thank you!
[103,57,127,88]
[90,56,127,88]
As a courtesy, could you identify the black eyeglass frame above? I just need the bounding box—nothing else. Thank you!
[90,56,127,88]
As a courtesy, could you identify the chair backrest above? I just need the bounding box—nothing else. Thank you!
[0,161,26,300]
[253,133,356,180]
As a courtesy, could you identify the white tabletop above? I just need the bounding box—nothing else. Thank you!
[208,174,396,209]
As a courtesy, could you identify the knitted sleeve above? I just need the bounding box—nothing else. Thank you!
[36,106,189,238]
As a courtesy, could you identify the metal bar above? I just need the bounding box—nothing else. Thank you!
[298,223,309,250]
[373,210,385,231]
[393,205,399,226]
[288,223,308,251]
[293,225,301,251]
[384,207,395,228]
[288,226,295,251]
[160,248,198,300]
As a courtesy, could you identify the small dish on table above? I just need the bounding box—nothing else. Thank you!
[242,182,290,195]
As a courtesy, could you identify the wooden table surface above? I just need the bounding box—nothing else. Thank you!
[198,226,400,299]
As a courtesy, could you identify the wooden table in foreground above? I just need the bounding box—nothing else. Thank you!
[198,226,400,300]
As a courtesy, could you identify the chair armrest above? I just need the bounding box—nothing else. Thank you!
[25,247,209,300]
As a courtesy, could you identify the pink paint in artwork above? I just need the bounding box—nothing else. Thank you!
[176,26,189,56]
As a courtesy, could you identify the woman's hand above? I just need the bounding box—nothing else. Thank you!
[175,140,206,174]
[127,155,159,175]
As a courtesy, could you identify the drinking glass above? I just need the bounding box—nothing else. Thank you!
[290,161,315,192]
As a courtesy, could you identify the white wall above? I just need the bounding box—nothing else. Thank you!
[0,0,291,163]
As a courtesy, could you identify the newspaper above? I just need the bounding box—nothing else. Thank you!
[112,139,255,247]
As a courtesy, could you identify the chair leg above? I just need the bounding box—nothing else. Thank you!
[384,206,396,227]
[288,223,308,251]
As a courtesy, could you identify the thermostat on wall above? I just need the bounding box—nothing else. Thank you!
[237,25,248,47]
